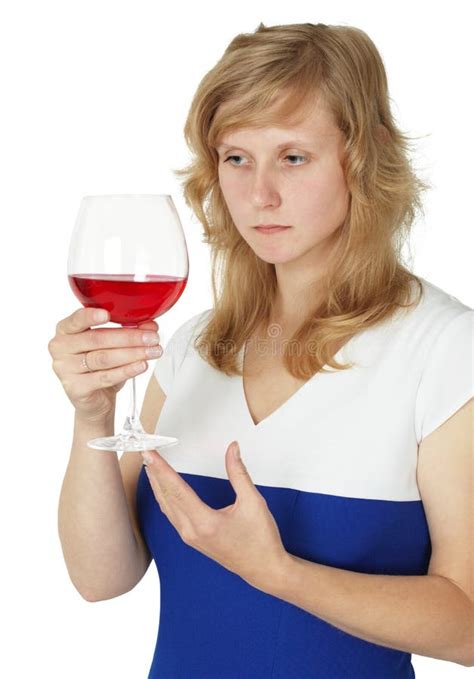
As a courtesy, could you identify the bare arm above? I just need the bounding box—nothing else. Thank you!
[57,374,166,602]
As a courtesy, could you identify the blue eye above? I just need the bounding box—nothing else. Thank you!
[223,155,245,166]
[223,155,307,166]
[285,155,306,164]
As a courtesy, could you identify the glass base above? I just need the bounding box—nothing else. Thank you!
[87,432,179,452]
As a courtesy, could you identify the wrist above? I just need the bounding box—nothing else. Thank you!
[270,550,296,597]
[74,410,115,435]
[251,550,295,598]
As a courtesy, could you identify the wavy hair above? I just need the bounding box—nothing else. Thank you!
[173,21,431,379]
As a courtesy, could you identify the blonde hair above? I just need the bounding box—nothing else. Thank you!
[174,22,430,379]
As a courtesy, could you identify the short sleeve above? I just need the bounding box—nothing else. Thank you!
[153,310,211,395]
[415,310,473,444]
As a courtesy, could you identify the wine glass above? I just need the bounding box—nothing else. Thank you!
[67,194,189,452]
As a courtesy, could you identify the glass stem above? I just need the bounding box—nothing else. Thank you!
[119,376,146,439]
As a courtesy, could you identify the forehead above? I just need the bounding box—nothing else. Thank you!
[215,98,339,149]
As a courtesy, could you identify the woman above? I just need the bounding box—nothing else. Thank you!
[53,22,473,678]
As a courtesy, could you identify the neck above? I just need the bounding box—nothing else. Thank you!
[271,267,327,327]
[271,226,341,324]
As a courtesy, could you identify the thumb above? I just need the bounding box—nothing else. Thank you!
[226,441,255,496]
[230,440,241,461]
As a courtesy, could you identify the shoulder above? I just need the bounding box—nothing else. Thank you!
[407,279,473,444]
[351,277,472,425]
[350,277,472,370]
[416,276,472,316]
[392,277,472,354]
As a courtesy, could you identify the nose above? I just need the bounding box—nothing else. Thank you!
[249,165,282,209]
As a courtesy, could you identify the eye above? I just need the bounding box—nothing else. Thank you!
[223,154,307,166]
[285,155,307,165]
[223,155,246,166]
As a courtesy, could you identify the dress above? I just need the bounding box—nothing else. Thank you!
[136,277,473,679]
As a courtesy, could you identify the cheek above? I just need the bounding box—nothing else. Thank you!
[297,166,349,228]
[218,171,248,230]
[219,170,244,203]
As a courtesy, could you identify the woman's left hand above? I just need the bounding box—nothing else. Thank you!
[141,441,288,593]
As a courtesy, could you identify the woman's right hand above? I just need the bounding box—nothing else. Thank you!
[48,307,163,422]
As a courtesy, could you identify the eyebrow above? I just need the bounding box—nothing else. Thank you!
[216,139,315,152]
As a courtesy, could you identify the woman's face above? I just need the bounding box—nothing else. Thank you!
[216,100,350,266]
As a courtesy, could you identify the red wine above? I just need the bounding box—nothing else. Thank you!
[68,273,188,326]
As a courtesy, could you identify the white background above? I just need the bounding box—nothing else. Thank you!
[1,1,472,677]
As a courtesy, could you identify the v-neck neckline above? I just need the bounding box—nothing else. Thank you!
[238,335,355,430]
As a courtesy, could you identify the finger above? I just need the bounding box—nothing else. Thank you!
[137,320,159,331]
[118,320,160,330]
[71,344,162,374]
[145,469,194,534]
[60,324,161,356]
[144,469,170,514]
[67,359,150,399]
[145,456,211,522]
[57,307,159,336]
[56,307,111,336]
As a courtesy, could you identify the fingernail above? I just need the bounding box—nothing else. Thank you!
[143,332,160,345]
[145,345,163,357]
[233,442,240,460]
[95,309,109,322]
[141,451,154,465]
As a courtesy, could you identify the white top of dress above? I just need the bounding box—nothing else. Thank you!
[152,277,473,502]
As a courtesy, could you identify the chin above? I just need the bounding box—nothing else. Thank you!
[252,250,297,265]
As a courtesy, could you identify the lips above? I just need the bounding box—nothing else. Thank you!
[254,226,291,234]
